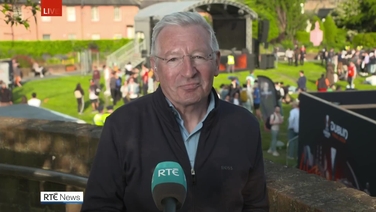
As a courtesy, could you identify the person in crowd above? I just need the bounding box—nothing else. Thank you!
[27,92,41,107]
[316,74,330,92]
[297,70,307,91]
[253,80,262,120]
[0,81,12,106]
[74,83,85,114]
[275,82,284,117]
[120,80,129,104]
[286,48,293,65]
[294,44,300,66]
[92,66,101,88]
[127,76,140,101]
[82,11,269,212]
[102,105,114,123]
[228,77,241,103]
[300,45,306,65]
[93,105,104,126]
[12,59,22,87]
[89,79,99,111]
[20,95,28,104]
[267,105,284,156]
[347,61,356,89]
[287,101,299,159]
[109,71,119,106]
[227,53,235,73]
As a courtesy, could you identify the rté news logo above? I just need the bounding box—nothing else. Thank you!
[40,192,83,204]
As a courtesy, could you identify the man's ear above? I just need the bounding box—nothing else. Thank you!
[214,51,221,76]
[150,57,160,82]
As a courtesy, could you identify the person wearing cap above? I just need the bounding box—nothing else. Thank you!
[102,105,114,123]
[93,105,105,126]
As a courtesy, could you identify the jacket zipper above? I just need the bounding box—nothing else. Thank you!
[191,168,196,185]
[191,168,196,211]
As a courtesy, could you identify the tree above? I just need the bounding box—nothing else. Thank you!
[332,0,376,32]
[323,15,337,46]
[1,0,39,41]
[247,0,307,40]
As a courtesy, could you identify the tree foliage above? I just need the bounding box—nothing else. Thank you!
[332,0,376,32]
[245,0,307,40]
[244,0,280,41]
[1,0,39,29]
[323,15,337,46]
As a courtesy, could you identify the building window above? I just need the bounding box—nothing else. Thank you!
[127,25,134,39]
[91,34,100,40]
[68,34,76,40]
[114,6,121,21]
[41,16,51,22]
[42,34,51,40]
[13,6,22,19]
[91,6,99,21]
[113,34,122,39]
[67,7,76,22]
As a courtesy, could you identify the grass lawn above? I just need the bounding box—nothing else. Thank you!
[12,62,376,165]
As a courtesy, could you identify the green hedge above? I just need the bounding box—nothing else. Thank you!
[352,33,376,48]
[0,39,131,59]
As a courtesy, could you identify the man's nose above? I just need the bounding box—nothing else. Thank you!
[180,56,197,78]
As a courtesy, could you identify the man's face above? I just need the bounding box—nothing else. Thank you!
[151,25,220,107]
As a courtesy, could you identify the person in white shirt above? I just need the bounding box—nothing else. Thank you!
[287,101,300,159]
[267,106,284,156]
[286,48,294,65]
[27,92,41,107]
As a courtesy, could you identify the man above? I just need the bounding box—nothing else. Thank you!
[316,74,329,92]
[347,62,357,89]
[27,92,41,107]
[294,44,300,66]
[82,12,269,211]
[92,66,101,88]
[300,45,306,65]
[287,101,299,159]
[0,81,12,106]
[286,48,293,65]
[297,70,307,91]
[93,105,104,126]
[275,82,284,117]
[227,53,235,73]
[101,105,114,123]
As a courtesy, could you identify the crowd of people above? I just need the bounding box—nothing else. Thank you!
[216,70,301,158]
[76,62,158,125]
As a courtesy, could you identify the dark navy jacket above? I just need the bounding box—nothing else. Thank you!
[82,87,269,212]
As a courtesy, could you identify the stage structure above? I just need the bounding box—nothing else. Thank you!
[134,0,258,72]
[299,91,376,197]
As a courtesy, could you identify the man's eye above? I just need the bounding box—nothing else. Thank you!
[192,56,205,60]
[167,58,179,62]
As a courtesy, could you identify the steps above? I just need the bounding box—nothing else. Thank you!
[106,39,146,70]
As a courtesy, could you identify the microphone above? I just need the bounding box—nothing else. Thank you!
[151,161,187,212]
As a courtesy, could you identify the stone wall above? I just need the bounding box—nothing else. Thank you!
[0,117,375,212]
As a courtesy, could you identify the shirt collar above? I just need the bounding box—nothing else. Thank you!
[166,91,215,122]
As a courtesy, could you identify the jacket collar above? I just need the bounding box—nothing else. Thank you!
[152,86,220,130]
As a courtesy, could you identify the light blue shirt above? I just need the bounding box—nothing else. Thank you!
[166,92,215,168]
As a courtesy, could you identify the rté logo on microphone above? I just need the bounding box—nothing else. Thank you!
[157,168,180,177]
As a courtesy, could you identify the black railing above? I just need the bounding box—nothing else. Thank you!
[0,163,88,188]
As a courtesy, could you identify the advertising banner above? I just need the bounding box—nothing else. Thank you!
[310,90,376,105]
[299,93,376,196]
[257,75,277,121]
